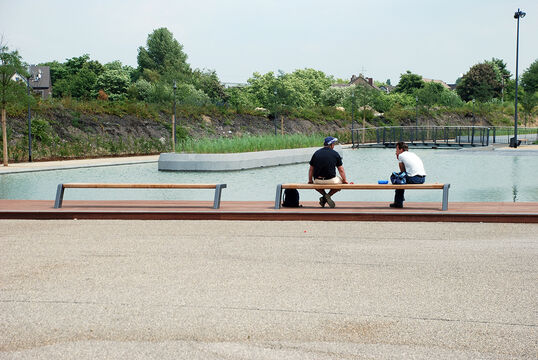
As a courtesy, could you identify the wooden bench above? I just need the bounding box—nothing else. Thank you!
[275,183,450,211]
[54,183,227,209]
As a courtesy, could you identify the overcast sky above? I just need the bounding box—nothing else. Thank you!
[1,0,537,85]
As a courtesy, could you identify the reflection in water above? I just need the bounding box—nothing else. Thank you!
[512,156,519,202]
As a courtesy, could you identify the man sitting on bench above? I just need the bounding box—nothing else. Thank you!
[391,141,426,208]
[308,136,348,208]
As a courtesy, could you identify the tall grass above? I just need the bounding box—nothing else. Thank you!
[175,134,332,153]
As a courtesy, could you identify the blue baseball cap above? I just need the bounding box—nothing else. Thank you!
[324,136,338,146]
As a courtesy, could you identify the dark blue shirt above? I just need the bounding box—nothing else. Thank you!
[309,147,342,179]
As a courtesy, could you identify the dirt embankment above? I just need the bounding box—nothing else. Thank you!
[7,110,352,143]
[6,108,502,145]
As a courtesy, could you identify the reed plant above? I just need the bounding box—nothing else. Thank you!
[175,134,330,153]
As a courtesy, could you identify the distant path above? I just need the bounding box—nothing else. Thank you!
[0,155,159,174]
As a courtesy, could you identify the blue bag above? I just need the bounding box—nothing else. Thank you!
[390,172,407,184]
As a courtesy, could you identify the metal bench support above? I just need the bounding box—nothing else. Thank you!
[275,184,283,209]
[213,184,227,209]
[442,184,450,211]
[54,184,65,209]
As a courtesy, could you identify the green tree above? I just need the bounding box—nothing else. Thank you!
[137,28,191,82]
[40,60,67,85]
[519,90,538,127]
[247,71,278,108]
[487,57,511,79]
[0,43,27,166]
[95,69,131,101]
[224,86,256,110]
[285,68,333,105]
[415,82,445,108]
[393,71,424,94]
[70,66,98,99]
[456,62,502,102]
[521,59,538,94]
[192,69,227,102]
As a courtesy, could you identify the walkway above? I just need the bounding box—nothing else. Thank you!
[1,220,536,359]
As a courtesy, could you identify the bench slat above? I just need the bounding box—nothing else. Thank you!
[281,183,445,190]
[62,183,219,189]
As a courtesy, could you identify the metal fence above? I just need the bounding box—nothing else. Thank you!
[351,126,538,148]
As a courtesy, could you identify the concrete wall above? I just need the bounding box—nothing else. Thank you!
[158,145,343,171]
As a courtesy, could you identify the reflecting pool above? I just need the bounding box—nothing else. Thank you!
[1,148,537,203]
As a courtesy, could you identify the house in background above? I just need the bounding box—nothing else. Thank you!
[422,77,451,90]
[10,66,52,99]
[332,74,380,91]
[28,65,52,99]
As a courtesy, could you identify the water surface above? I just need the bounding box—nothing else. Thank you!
[1,148,536,203]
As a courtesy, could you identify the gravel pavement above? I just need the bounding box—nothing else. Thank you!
[1,220,537,359]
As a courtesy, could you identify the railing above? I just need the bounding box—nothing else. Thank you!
[351,126,538,148]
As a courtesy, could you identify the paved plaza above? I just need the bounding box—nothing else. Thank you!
[1,220,537,359]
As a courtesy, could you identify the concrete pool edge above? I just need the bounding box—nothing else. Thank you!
[158,145,345,171]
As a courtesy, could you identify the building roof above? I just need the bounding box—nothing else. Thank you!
[28,65,51,89]
[422,77,450,89]
[330,74,379,90]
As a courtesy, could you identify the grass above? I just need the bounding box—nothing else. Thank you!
[175,134,334,153]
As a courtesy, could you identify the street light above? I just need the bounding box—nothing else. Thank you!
[172,81,177,150]
[273,88,278,136]
[512,8,526,148]
[351,90,355,146]
[26,68,33,162]
[415,96,418,142]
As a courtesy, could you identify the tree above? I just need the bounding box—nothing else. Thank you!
[521,59,538,95]
[415,82,445,108]
[137,28,191,82]
[519,90,538,127]
[487,57,511,79]
[393,71,424,94]
[192,69,227,102]
[456,62,502,102]
[42,55,104,98]
[0,43,26,166]
[95,69,131,101]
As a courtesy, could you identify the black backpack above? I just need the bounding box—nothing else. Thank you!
[282,189,301,207]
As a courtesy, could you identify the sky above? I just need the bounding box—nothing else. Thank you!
[1,0,537,85]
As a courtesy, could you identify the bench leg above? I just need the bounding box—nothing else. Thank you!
[213,184,227,209]
[275,184,283,209]
[442,184,450,211]
[54,184,65,209]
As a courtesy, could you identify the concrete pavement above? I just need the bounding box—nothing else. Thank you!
[1,220,537,359]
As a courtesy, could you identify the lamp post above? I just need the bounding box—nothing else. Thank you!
[415,96,418,141]
[512,8,526,148]
[351,90,355,146]
[26,69,33,162]
[273,89,278,136]
[172,81,177,151]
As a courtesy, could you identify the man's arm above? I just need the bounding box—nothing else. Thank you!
[308,165,314,183]
[337,166,348,184]
[399,162,406,172]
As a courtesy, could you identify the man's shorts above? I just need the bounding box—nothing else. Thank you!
[313,176,343,185]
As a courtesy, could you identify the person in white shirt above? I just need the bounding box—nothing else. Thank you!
[390,141,426,208]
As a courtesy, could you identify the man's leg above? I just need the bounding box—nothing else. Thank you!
[392,189,404,208]
[392,176,425,208]
[316,189,327,207]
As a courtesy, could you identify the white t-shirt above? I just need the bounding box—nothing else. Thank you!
[398,151,426,176]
